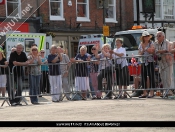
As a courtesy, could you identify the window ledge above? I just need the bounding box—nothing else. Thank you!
[50,16,65,21]
[6,16,22,19]
[105,18,118,23]
[155,18,175,21]
[77,17,90,22]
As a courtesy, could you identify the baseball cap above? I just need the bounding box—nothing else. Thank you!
[142,31,150,36]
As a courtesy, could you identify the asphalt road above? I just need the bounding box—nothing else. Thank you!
[0,94,175,132]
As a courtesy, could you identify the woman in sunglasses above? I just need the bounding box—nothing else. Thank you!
[40,49,50,95]
[138,31,155,98]
[89,46,101,99]
[28,46,42,104]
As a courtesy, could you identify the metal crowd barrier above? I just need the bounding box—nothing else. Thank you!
[8,63,72,106]
[0,65,11,107]
[111,53,175,99]
[1,53,175,107]
[68,53,175,100]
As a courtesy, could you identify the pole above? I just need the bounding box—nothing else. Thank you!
[145,13,148,29]
[103,0,106,44]
[152,13,154,28]
[136,0,140,25]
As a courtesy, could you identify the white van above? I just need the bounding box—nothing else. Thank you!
[78,34,113,54]
[112,29,158,57]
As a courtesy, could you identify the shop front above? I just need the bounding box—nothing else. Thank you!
[52,32,83,58]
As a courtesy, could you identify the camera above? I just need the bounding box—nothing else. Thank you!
[158,56,161,61]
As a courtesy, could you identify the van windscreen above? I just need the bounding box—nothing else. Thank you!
[114,33,141,51]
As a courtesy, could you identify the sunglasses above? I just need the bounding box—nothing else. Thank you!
[32,49,37,51]
[144,35,150,37]
[156,35,161,37]
[91,48,96,50]
[41,52,45,53]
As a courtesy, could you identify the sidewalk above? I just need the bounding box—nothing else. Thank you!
[0,95,175,132]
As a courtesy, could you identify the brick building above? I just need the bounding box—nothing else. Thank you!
[0,0,134,57]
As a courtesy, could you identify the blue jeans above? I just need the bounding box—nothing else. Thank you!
[29,75,41,103]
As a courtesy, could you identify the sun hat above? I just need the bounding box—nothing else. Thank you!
[142,31,150,36]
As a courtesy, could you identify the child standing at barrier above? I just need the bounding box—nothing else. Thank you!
[48,45,62,102]
[70,45,90,100]
[0,49,8,97]
[28,46,42,105]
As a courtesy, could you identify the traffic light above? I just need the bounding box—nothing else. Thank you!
[96,0,109,9]
[142,0,155,13]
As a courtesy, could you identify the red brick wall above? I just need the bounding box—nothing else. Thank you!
[21,0,38,18]
[0,0,134,31]
[38,0,134,31]
[124,0,134,30]
[0,3,6,17]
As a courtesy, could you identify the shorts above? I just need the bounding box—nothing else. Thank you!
[0,75,7,87]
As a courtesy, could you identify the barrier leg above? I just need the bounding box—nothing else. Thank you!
[125,91,132,98]
[71,91,84,101]
[163,89,173,98]
[21,97,28,105]
[1,98,10,107]
[111,90,118,98]
[60,94,66,101]
[117,90,123,99]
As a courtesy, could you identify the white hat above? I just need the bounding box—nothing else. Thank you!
[142,31,150,36]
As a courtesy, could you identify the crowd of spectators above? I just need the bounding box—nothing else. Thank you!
[0,30,175,106]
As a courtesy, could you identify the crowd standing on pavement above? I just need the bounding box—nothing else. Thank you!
[0,30,175,106]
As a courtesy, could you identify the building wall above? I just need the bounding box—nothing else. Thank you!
[0,0,134,57]
[40,0,134,32]
[133,0,175,29]
[0,2,6,16]
[0,0,134,31]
